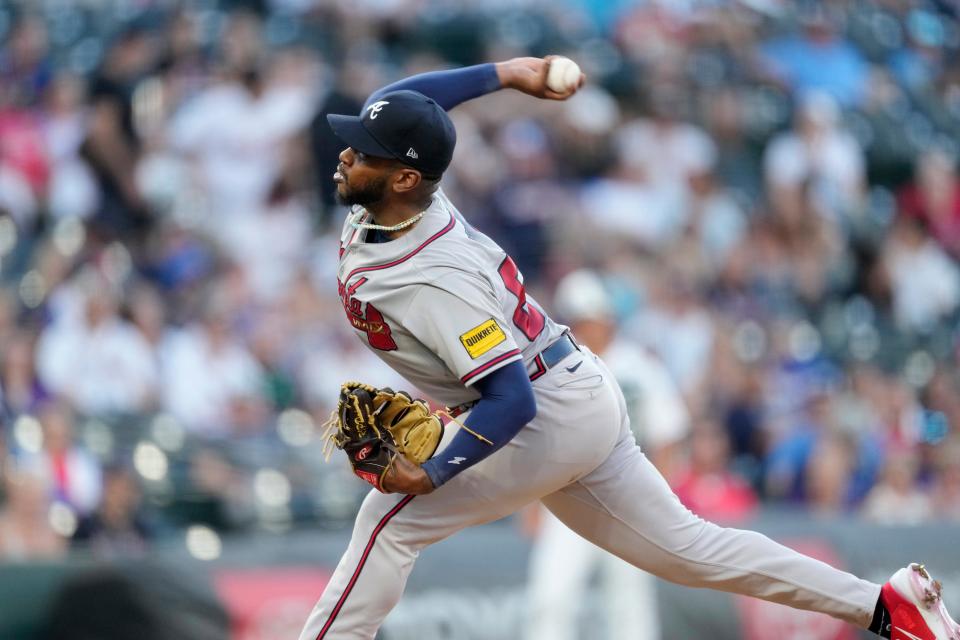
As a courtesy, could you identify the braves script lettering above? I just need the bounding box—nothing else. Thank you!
[338,277,398,351]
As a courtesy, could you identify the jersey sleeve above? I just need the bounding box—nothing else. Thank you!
[403,273,522,386]
[365,64,501,112]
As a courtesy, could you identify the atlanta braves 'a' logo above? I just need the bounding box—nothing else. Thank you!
[338,277,398,351]
[365,101,389,120]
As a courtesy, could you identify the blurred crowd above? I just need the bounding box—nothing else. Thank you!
[1,0,960,562]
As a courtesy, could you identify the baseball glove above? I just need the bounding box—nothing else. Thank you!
[322,382,445,492]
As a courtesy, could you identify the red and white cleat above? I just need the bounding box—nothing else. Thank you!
[881,564,960,640]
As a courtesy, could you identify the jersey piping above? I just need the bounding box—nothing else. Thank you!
[343,213,456,284]
[315,494,416,639]
[459,348,522,384]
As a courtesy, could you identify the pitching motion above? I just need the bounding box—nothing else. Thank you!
[299,56,959,640]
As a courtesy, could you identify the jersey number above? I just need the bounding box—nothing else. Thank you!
[498,256,545,341]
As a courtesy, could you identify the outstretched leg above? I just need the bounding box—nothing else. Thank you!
[542,426,881,628]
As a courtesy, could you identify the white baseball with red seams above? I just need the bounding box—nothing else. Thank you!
[546,57,581,93]
[296,188,890,640]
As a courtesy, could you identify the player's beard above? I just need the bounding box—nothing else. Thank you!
[337,174,389,207]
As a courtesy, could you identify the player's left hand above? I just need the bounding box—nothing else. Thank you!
[382,454,435,495]
[495,56,585,101]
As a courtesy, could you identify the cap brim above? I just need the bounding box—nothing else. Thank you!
[326,114,394,159]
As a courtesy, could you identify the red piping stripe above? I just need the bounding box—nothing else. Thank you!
[315,494,416,639]
[460,349,522,384]
[529,354,547,381]
[343,214,456,284]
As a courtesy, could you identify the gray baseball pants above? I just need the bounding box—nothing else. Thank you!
[298,350,881,639]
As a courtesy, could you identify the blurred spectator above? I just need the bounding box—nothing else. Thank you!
[881,215,960,334]
[0,464,66,561]
[764,92,865,224]
[218,177,312,304]
[765,386,881,508]
[489,120,563,282]
[580,157,685,247]
[758,6,868,107]
[922,371,960,438]
[36,271,159,415]
[582,88,712,248]
[677,140,749,273]
[0,330,50,416]
[804,433,857,516]
[897,148,960,258]
[632,274,714,400]
[187,447,251,530]
[0,101,48,227]
[42,73,99,221]
[160,292,268,437]
[219,10,265,73]
[702,87,762,201]
[673,421,759,523]
[0,290,18,351]
[862,448,933,525]
[714,355,768,488]
[73,464,153,556]
[168,57,314,224]
[80,26,157,238]
[765,180,846,306]
[889,10,948,92]
[553,269,690,478]
[618,87,715,191]
[0,15,52,108]
[20,401,102,517]
[553,85,620,180]
[126,282,169,350]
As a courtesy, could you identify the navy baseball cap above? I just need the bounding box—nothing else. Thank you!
[327,90,456,177]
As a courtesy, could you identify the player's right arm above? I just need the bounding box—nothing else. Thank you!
[365,57,583,111]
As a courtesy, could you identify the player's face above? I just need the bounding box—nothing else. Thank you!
[334,147,392,206]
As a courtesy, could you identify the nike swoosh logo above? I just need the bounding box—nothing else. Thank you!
[565,361,583,373]
[895,626,926,640]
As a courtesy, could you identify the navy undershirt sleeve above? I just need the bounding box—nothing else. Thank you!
[366,63,502,112]
[420,360,536,488]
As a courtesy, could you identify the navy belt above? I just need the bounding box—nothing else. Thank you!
[448,332,581,417]
[528,331,580,381]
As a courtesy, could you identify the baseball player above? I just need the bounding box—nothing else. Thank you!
[298,57,959,640]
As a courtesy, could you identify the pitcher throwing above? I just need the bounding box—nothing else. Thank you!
[298,56,960,640]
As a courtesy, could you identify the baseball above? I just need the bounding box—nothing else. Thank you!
[546,57,581,94]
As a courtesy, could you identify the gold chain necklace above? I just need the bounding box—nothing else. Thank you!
[348,208,425,232]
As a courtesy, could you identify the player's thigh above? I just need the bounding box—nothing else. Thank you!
[525,349,623,469]
[351,424,618,555]
[541,434,707,573]
[356,459,572,553]
[350,351,626,552]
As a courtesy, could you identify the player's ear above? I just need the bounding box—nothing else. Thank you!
[391,168,422,194]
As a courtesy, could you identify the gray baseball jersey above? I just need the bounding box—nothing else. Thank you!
[336,188,565,407]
